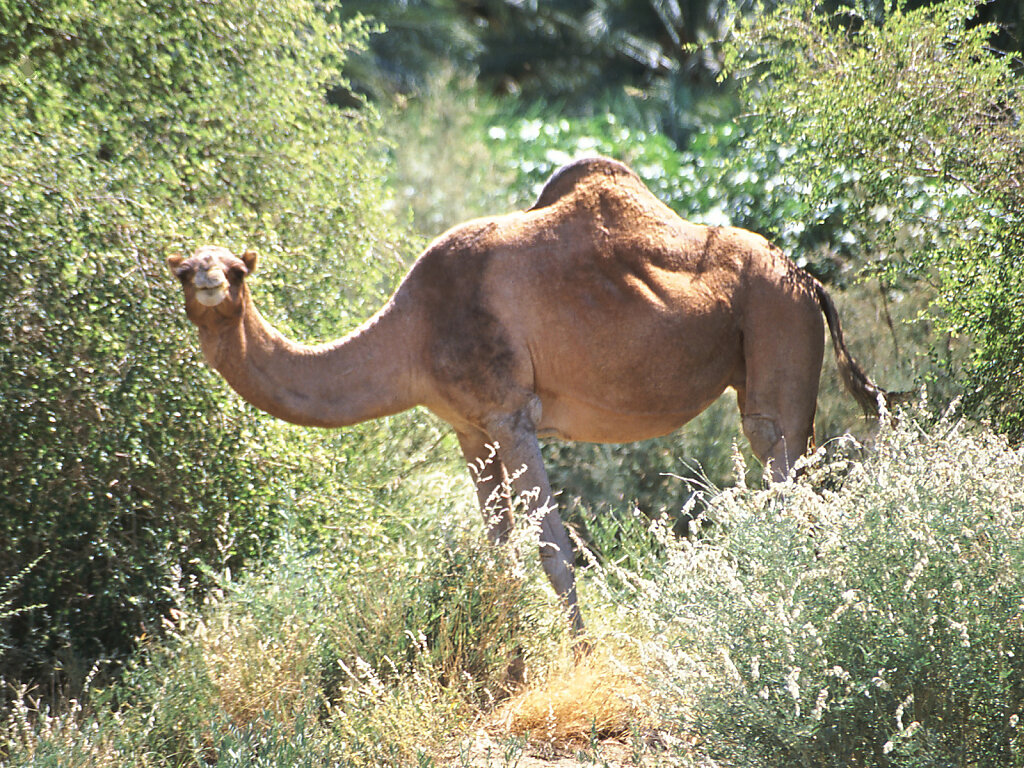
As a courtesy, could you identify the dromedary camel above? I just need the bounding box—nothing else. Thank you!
[168,156,887,634]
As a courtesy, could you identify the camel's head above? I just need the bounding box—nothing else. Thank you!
[167,246,258,325]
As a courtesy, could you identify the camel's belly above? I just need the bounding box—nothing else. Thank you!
[535,389,726,444]
[529,320,743,443]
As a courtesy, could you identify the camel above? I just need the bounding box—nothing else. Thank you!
[168,156,888,635]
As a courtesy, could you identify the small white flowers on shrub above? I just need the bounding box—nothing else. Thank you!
[605,403,1024,765]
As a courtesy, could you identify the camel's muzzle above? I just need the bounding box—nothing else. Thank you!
[194,268,229,306]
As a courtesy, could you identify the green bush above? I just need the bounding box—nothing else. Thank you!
[626,407,1024,766]
[0,0,426,689]
[0,502,558,767]
[725,0,1024,437]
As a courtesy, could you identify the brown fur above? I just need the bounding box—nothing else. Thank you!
[168,156,887,634]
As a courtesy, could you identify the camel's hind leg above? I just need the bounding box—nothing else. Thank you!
[737,288,826,482]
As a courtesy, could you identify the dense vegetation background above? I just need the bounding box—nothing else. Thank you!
[1,0,1022,765]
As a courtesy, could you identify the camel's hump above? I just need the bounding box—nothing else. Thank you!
[529,156,643,211]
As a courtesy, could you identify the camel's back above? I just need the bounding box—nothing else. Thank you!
[523,157,754,281]
[411,156,799,307]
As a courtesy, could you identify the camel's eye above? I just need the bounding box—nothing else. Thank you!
[228,264,248,281]
[173,264,194,282]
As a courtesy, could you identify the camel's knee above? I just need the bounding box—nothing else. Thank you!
[742,413,783,462]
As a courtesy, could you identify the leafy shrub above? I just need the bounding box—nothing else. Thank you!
[0,0,426,689]
[380,78,519,238]
[331,0,747,107]
[0,500,559,767]
[724,0,1024,438]
[623,406,1024,766]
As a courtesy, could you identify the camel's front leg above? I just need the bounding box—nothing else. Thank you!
[457,429,513,543]
[484,409,584,635]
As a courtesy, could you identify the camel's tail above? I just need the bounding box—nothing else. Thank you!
[813,280,893,416]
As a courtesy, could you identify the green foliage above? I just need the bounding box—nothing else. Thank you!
[0,506,558,767]
[10,405,1023,767]
[332,0,778,148]
[725,0,1024,436]
[0,0,426,689]
[325,1,482,102]
[332,0,737,97]
[623,407,1024,766]
[379,78,520,238]
[334,0,1021,145]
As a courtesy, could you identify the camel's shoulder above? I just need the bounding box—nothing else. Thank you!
[529,156,644,210]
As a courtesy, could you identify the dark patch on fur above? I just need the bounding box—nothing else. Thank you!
[699,225,721,271]
[433,304,517,392]
[422,246,521,408]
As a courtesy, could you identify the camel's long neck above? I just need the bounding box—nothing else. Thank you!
[200,294,423,428]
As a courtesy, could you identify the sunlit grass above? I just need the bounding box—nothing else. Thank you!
[4,404,1024,767]
[489,639,653,748]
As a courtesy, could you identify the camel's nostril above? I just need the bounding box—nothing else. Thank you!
[194,267,228,290]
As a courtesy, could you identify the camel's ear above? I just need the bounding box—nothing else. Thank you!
[166,253,186,275]
[241,250,258,274]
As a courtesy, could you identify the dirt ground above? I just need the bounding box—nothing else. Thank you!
[440,730,686,767]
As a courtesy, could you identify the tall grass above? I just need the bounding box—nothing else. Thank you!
[5,406,1022,767]
[603,402,1024,767]
[0,483,563,767]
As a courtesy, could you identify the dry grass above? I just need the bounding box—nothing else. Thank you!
[197,607,318,730]
[1,684,118,768]
[489,640,653,749]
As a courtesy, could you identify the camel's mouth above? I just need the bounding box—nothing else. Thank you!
[195,284,228,306]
